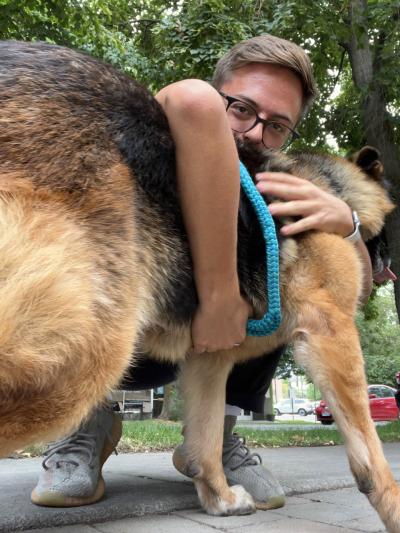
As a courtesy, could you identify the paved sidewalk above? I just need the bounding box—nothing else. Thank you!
[1,443,399,532]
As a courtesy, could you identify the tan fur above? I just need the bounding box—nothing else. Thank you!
[1,42,399,531]
[0,163,143,453]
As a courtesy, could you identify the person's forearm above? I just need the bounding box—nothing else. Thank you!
[156,80,240,302]
[156,80,250,353]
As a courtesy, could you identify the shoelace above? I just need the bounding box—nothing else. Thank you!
[42,431,97,470]
[223,433,262,471]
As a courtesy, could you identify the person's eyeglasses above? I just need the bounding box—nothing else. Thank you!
[219,91,300,150]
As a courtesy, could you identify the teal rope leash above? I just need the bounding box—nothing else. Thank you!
[239,161,281,336]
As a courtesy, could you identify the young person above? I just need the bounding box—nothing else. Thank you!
[32,34,372,510]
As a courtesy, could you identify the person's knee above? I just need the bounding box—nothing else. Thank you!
[156,79,225,125]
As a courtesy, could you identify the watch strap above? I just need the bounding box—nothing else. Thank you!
[344,210,361,243]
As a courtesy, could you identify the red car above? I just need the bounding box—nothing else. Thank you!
[315,385,400,425]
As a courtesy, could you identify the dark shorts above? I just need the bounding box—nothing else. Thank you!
[121,346,285,414]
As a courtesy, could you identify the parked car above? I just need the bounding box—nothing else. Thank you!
[315,385,400,425]
[274,398,315,416]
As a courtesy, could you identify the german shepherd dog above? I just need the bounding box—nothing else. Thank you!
[0,41,399,531]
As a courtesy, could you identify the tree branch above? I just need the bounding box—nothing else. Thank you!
[332,48,346,91]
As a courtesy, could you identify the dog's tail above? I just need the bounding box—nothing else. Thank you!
[0,179,138,457]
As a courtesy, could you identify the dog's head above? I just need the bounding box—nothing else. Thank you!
[349,146,396,284]
[349,146,385,182]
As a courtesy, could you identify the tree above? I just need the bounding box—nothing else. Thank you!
[345,0,400,318]
[0,1,174,62]
[158,382,174,419]
[276,285,400,386]
[356,285,400,386]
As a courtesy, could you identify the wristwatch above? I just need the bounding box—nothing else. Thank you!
[344,210,361,243]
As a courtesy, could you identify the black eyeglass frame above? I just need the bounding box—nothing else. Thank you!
[219,91,300,150]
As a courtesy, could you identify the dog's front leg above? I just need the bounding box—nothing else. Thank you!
[173,352,256,516]
[294,303,400,533]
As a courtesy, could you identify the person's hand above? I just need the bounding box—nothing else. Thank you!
[255,172,354,237]
[191,290,251,354]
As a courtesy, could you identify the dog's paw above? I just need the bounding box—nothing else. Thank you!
[204,484,256,516]
[228,485,256,515]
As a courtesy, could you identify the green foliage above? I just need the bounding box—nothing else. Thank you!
[357,285,400,386]
[307,383,322,401]
[167,384,184,421]
[1,0,398,153]
[276,344,304,379]
[362,285,380,321]
[276,285,400,388]
[125,0,259,89]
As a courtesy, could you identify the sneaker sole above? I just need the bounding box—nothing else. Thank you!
[31,411,122,507]
[30,476,106,507]
[256,494,286,510]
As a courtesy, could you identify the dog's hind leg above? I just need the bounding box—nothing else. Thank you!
[293,299,400,533]
[0,186,138,457]
[173,352,256,516]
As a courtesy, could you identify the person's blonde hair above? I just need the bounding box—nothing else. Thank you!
[212,34,318,119]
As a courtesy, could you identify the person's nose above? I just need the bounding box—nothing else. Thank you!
[243,122,264,146]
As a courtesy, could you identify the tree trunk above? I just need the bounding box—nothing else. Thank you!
[347,0,400,320]
[158,383,174,420]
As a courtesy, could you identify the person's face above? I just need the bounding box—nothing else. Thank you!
[220,63,304,151]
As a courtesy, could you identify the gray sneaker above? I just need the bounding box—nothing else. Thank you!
[222,415,285,510]
[31,406,122,507]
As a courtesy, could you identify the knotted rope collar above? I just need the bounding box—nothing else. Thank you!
[239,161,281,336]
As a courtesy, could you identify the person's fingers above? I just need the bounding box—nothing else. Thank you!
[280,214,321,236]
[268,200,316,217]
[257,180,315,201]
[255,171,354,237]
[255,171,305,185]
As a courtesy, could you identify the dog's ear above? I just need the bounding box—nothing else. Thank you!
[349,146,384,182]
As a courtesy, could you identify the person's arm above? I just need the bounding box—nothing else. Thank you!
[156,80,251,353]
[255,171,373,303]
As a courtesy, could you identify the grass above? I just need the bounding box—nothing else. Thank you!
[15,419,400,457]
[118,419,182,453]
[118,419,400,452]
[241,419,320,425]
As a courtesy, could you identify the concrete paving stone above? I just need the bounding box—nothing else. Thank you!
[338,516,386,533]
[299,486,375,510]
[103,452,187,484]
[269,497,375,525]
[23,527,98,533]
[0,477,198,532]
[286,487,386,530]
[174,507,283,529]
[255,444,400,496]
[174,495,309,530]
[2,444,399,532]
[224,517,360,532]
[93,514,218,533]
